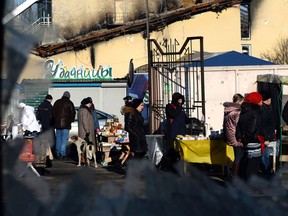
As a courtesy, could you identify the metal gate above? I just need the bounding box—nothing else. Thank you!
[147,37,205,134]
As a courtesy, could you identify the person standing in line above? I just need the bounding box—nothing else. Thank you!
[52,91,75,160]
[160,92,187,173]
[85,97,100,134]
[37,94,54,132]
[223,93,244,178]
[259,90,276,177]
[78,97,96,146]
[37,94,55,166]
[123,98,147,159]
[236,92,264,181]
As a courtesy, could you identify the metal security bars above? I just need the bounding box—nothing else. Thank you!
[147,37,205,134]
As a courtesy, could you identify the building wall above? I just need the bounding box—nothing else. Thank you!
[249,0,288,57]
[20,1,287,82]
[52,0,115,39]
[16,0,288,133]
[203,65,288,133]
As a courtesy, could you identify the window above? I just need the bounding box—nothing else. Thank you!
[240,4,251,39]
[242,44,251,55]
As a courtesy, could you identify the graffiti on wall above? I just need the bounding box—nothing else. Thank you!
[43,59,113,81]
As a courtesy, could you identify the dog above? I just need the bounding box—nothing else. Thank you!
[85,141,98,168]
[68,135,97,168]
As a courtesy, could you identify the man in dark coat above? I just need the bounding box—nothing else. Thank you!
[160,92,186,172]
[38,94,55,166]
[52,91,75,159]
[259,90,276,176]
[38,94,54,131]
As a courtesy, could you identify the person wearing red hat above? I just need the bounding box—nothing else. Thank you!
[236,91,264,181]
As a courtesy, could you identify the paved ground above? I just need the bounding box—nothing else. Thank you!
[41,156,288,198]
[41,158,128,198]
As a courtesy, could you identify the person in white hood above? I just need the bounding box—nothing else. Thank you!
[18,102,41,133]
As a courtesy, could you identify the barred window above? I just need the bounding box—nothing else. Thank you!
[240,4,250,39]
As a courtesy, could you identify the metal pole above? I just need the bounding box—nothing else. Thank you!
[145,0,152,133]
[145,0,150,40]
[2,0,40,24]
[200,37,206,136]
[0,0,4,213]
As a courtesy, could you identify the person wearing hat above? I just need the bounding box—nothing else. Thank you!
[52,91,76,160]
[123,96,132,105]
[236,91,264,181]
[78,97,96,148]
[83,97,100,135]
[259,90,276,177]
[120,95,133,115]
[37,94,55,166]
[160,92,187,173]
[122,98,147,159]
[37,94,54,131]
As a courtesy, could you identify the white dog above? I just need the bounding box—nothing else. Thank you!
[68,135,97,168]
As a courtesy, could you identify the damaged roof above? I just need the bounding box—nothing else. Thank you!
[32,0,243,58]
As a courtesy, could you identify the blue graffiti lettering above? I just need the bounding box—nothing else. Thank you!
[44,59,113,80]
[70,67,76,78]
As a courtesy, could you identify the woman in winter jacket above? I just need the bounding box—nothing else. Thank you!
[236,92,264,181]
[223,93,244,177]
[78,97,96,146]
[123,98,147,159]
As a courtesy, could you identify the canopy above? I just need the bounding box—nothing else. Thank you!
[184,50,275,67]
[257,74,288,85]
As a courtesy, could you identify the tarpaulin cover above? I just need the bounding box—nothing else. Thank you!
[257,74,288,85]
[174,139,234,165]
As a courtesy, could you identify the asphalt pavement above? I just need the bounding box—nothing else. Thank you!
[41,156,288,198]
[41,157,128,198]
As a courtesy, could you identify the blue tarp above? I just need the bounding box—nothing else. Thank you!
[190,50,275,67]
